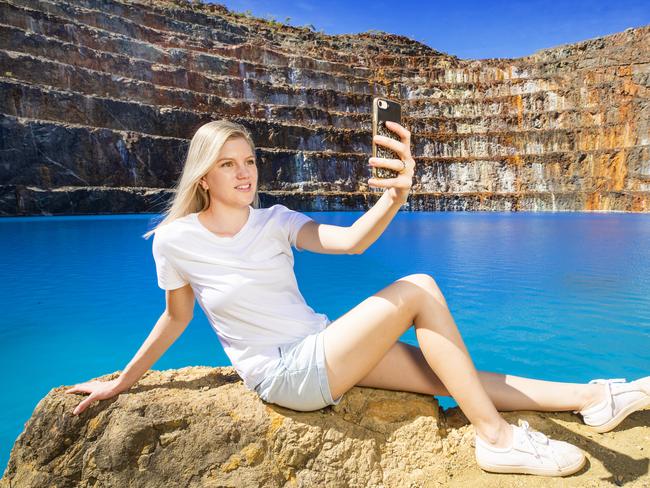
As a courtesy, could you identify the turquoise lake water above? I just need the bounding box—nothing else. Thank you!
[1,210,649,473]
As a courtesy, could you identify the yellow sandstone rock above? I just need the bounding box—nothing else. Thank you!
[1,366,648,487]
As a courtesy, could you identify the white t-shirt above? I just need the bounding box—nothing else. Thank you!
[151,204,331,390]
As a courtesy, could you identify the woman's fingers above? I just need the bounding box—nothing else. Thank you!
[67,379,123,415]
[384,121,412,144]
[369,122,415,192]
[368,177,401,188]
[66,381,93,394]
[373,132,414,163]
[368,161,414,189]
[73,394,96,415]
[369,157,404,172]
[373,134,404,156]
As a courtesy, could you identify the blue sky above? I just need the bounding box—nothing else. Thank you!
[211,0,650,59]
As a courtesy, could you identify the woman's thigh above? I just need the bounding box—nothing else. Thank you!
[323,274,435,401]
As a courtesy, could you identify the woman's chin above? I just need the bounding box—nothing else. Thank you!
[233,191,256,205]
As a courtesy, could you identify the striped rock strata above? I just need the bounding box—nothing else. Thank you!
[0,0,649,214]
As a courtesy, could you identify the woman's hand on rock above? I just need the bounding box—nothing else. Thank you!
[65,378,124,415]
[368,121,415,198]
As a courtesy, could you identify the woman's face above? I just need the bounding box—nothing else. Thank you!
[200,136,258,208]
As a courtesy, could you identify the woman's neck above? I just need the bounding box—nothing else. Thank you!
[198,203,250,237]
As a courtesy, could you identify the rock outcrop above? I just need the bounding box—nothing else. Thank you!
[1,366,649,487]
[0,0,649,214]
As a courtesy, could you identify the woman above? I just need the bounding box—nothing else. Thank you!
[67,119,650,477]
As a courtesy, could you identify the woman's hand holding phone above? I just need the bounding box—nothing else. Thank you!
[368,120,415,200]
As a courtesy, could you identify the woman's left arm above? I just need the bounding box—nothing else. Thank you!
[346,121,415,254]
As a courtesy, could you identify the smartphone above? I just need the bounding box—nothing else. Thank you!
[372,96,402,179]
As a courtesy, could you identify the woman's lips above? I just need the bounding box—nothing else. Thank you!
[235,184,252,192]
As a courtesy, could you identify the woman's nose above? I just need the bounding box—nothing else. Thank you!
[237,163,254,178]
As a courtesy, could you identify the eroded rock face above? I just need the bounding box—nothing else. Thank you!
[0,0,648,214]
[2,366,649,487]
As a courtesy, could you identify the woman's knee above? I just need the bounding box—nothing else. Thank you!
[397,273,447,305]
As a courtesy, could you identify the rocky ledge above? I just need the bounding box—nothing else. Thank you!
[1,366,649,487]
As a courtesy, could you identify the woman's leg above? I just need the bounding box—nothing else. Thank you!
[323,273,512,447]
[356,341,605,412]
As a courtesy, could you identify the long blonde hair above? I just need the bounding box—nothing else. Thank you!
[142,120,260,239]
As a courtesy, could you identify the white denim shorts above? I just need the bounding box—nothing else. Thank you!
[254,328,343,411]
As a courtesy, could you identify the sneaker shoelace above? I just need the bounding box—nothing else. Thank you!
[517,420,561,470]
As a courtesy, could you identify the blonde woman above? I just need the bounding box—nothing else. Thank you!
[67,120,650,477]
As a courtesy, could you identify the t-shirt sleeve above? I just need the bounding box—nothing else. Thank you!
[152,232,189,290]
[274,204,314,252]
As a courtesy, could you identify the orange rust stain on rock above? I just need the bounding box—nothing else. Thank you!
[611,149,628,191]
[586,192,601,211]
[618,104,636,147]
[616,65,633,77]
[584,71,596,84]
[618,66,640,97]
[510,153,523,193]
[579,128,595,152]
[587,87,602,106]
[621,78,639,96]
[591,153,606,191]
[591,150,628,194]
[631,195,648,212]
[515,94,523,129]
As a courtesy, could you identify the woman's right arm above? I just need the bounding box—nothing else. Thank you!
[66,284,195,415]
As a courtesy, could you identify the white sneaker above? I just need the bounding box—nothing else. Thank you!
[574,377,650,433]
[475,419,586,476]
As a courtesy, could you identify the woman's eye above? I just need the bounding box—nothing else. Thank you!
[221,161,254,167]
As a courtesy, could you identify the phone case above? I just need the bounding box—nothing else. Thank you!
[372,97,402,180]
